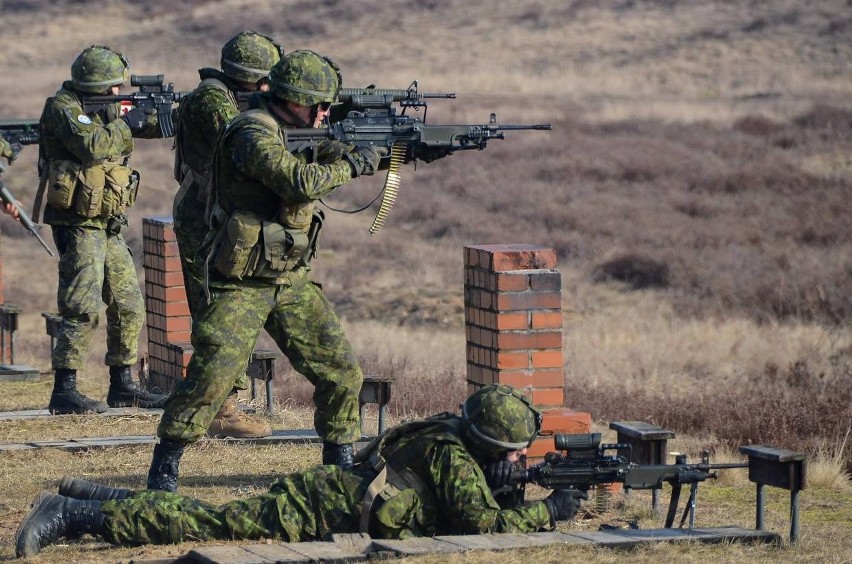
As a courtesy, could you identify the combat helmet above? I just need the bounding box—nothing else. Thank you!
[221,31,284,85]
[71,45,130,93]
[268,49,341,107]
[461,384,542,458]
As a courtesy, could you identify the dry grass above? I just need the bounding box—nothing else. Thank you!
[0,0,850,561]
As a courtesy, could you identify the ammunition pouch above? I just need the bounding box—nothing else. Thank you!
[46,160,139,218]
[106,214,129,236]
[211,209,324,281]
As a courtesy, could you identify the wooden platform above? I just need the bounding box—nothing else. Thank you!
[135,528,780,563]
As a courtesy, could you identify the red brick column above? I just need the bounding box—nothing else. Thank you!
[464,244,589,459]
[142,217,193,392]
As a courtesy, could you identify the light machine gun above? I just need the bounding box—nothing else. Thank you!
[83,74,184,138]
[285,89,552,233]
[513,433,747,529]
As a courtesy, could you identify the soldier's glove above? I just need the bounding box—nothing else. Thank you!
[121,107,158,133]
[315,140,353,165]
[482,460,517,491]
[545,489,588,523]
[5,142,22,164]
[345,145,388,177]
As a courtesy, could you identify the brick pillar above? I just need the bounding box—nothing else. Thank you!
[142,216,193,392]
[464,244,589,459]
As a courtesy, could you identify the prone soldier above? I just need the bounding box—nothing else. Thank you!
[17,384,587,557]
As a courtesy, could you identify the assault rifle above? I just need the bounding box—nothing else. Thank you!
[83,74,184,137]
[237,80,457,116]
[0,119,40,147]
[0,172,54,256]
[0,120,54,255]
[513,433,747,528]
[287,106,551,233]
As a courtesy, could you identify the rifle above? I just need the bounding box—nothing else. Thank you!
[286,106,551,233]
[0,119,40,147]
[0,171,55,256]
[513,433,747,529]
[83,74,184,137]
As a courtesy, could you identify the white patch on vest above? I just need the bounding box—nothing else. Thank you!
[77,114,93,125]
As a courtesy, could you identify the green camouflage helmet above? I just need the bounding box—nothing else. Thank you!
[462,384,542,457]
[71,45,130,93]
[268,49,340,106]
[221,31,284,84]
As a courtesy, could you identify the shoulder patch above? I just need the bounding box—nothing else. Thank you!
[77,114,93,125]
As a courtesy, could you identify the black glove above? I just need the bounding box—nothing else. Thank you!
[545,489,588,523]
[121,107,155,133]
[315,140,352,165]
[482,460,516,491]
[345,145,388,177]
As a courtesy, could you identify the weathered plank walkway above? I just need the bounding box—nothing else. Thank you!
[132,528,779,563]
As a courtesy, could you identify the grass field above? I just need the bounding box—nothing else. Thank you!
[0,0,850,561]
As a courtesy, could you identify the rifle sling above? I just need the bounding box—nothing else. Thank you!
[31,165,51,223]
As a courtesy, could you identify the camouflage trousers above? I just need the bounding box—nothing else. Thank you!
[173,184,247,390]
[101,465,369,546]
[51,225,144,370]
[157,269,363,444]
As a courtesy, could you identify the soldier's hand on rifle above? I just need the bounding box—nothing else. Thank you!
[482,460,517,491]
[545,489,588,523]
[345,145,388,177]
[6,142,22,164]
[315,140,352,165]
[121,107,158,133]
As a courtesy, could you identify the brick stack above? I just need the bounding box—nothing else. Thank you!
[142,216,193,392]
[464,244,590,459]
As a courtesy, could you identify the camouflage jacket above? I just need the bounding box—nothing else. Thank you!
[359,415,553,538]
[0,138,13,161]
[40,82,158,227]
[211,94,352,222]
[173,68,240,182]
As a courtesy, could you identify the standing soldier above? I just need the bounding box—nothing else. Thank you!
[37,45,169,414]
[146,50,386,492]
[172,31,283,439]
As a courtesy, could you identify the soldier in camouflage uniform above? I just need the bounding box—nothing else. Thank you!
[16,385,588,557]
[37,45,169,414]
[172,31,284,439]
[145,49,387,492]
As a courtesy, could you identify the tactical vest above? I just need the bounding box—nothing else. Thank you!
[354,413,467,534]
[206,108,324,282]
[33,92,138,222]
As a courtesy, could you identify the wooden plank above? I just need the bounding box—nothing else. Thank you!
[242,543,312,562]
[0,443,36,451]
[560,530,640,548]
[188,545,274,564]
[284,540,367,562]
[693,527,781,544]
[370,537,466,555]
[436,533,569,550]
[610,421,675,440]
[0,407,162,421]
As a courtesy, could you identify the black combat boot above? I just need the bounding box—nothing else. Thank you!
[106,365,169,408]
[59,475,131,501]
[322,441,355,469]
[15,492,105,558]
[146,439,185,492]
[48,369,108,415]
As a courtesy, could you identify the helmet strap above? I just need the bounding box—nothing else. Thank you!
[272,99,311,128]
